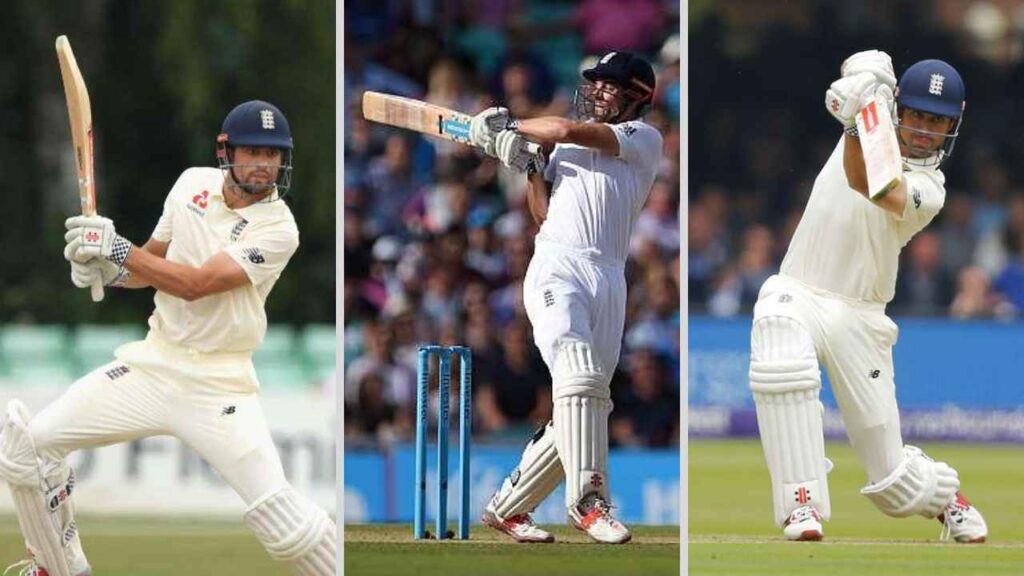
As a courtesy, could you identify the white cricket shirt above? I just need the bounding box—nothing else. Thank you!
[781,137,945,303]
[142,167,299,354]
[537,120,663,264]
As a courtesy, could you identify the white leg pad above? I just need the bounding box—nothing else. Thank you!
[492,422,564,519]
[750,316,831,526]
[550,341,612,509]
[244,487,336,576]
[0,401,86,576]
[551,341,610,400]
[554,395,612,509]
[860,445,960,518]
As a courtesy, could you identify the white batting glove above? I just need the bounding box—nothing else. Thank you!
[874,83,896,121]
[470,107,512,157]
[825,72,876,130]
[841,50,896,91]
[64,231,129,287]
[495,130,546,175]
[65,215,133,267]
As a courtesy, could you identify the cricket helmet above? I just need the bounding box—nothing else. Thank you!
[216,100,294,198]
[575,51,656,122]
[895,60,965,167]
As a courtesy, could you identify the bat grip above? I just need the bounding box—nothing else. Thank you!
[90,280,104,302]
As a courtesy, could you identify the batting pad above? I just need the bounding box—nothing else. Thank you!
[551,341,610,400]
[492,422,564,519]
[0,401,85,576]
[245,487,336,576]
[749,316,831,526]
[861,445,960,518]
[554,395,612,509]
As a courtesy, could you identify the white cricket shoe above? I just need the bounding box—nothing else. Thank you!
[3,557,90,576]
[481,500,554,543]
[569,493,631,544]
[939,492,987,543]
[783,505,823,541]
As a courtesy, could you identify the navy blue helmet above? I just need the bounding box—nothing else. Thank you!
[216,100,294,198]
[895,60,965,167]
[575,51,656,122]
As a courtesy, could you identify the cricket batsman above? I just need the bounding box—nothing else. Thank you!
[0,101,335,575]
[467,51,663,544]
[750,51,988,542]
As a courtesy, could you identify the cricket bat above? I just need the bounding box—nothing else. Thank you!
[361,91,541,158]
[855,93,902,200]
[56,35,103,302]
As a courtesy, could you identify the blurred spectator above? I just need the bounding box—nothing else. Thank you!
[893,232,955,315]
[610,348,679,447]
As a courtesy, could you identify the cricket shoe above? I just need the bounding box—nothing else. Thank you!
[2,558,90,576]
[783,505,823,541]
[481,500,554,543]
[569,493,631,544]
[939,492,987,543]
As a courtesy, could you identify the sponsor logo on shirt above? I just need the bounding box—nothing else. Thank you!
[621,123,637,137]
[105,365,130,380]
[188,190,210,217]
[221,405,237,416]
[243,247,265,264]
[913,190,922,209]
[230,218,249,242]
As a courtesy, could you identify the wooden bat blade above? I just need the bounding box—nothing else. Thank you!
[56,35,103,302]
[362,91,474,146]
[855,95,902,200]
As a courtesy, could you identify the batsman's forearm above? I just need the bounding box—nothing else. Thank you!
[514,117,575,144]
[843,134,870,195]
[843,134,906,214]
[526,172,550,225]
[123,247,208,301]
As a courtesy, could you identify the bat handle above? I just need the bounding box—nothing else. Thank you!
[90,280,104,302]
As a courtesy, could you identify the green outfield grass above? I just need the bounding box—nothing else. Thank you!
[690,439,1024,575]
[0,515,285,575]
[345,523,680,576]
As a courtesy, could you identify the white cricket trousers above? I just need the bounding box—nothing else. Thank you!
[28,332,288,505]
[754,274,905,482]
[523,241,628,378]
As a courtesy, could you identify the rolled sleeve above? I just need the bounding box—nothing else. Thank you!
[224,224,299,286]
[896,169,945,236]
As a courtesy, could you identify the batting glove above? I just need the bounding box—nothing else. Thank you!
[65,214,133,267]
[825,72,877,131]
[495,130,546,175]
[841,50,897,91]
[470,107,512,157]
[64,233,129,287]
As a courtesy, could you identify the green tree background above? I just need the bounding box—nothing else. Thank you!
[0,0,335,325]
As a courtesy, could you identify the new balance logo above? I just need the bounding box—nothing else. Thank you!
[913,190,922,209]
[622,123,637,137]
[221,405,236,416]
[243,248,265,264]
[260,110,275,129]
[105,365,130,380]
[543,290,554,307]
[929,73,945,96]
